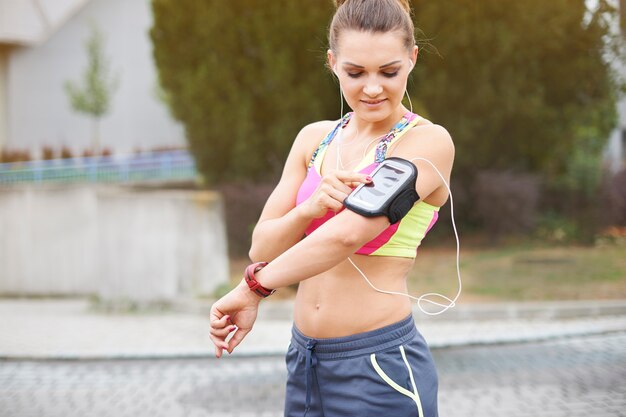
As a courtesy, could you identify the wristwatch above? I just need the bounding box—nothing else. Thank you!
[244,261,275,298]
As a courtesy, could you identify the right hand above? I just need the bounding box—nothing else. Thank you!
[209,280,262,358]
[302,169,372,219]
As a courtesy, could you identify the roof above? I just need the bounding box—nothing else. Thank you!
[0,0,91,46]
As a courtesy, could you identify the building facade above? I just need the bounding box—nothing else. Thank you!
[0,0,184,157]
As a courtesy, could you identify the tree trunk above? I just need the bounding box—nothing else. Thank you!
[92,117,100,153]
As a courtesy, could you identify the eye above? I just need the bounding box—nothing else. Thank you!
[382,71,399,78]
[347,72,363,78]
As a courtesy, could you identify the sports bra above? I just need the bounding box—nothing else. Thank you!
[296,111,440,258]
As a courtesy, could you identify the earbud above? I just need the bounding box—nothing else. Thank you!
[333,64,338,76]
[408,60,414,70]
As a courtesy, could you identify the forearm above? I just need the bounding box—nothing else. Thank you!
[249,203,315,262]
[254,211,388,289]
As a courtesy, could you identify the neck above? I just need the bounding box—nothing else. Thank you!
[347,106,410,140]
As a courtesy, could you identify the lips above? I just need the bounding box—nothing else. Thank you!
[361,99,387,105]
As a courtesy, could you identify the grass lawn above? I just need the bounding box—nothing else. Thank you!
[408,242,626,302]
[228,242,626,302]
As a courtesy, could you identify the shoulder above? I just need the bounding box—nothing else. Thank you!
[292,119,339,165]
[295,120,338,143]
[395,121,455,160]
[414,122,454,151]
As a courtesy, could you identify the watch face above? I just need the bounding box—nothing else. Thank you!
[350,163,411,209]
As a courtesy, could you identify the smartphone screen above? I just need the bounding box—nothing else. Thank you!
[350,163,410,208]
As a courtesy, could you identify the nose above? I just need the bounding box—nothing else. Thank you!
[363,78,382,97]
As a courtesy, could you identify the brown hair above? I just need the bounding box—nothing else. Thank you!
[329,0,415,53]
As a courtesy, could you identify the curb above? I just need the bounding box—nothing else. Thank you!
[417,300,626,321]
[2,299,626,362]
[173,299,626,321]
[2,328,625,362]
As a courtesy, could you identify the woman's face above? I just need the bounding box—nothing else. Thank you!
[329,30,417,122]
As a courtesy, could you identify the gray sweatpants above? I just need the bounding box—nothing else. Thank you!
[284,314,439,417]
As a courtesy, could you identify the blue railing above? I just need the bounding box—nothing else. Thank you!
[0,150,198,185]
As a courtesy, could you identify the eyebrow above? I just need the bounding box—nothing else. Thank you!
[342,60,402,69]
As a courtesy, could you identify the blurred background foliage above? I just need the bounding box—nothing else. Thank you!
[412,0,620,181]
[150,0,626,255]
[150,0,338,184]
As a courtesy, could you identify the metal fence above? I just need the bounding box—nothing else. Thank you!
[0,150,197,185]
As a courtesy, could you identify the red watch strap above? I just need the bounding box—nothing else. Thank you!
[244,262,275,298]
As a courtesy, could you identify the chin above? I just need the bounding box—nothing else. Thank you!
[352,102,397,122]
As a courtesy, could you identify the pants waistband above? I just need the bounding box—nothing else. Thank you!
[291,314,417,360]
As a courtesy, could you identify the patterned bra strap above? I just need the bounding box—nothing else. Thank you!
[373,112,421,163]
[307,113,353,169]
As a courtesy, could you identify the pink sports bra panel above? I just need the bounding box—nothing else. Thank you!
[296,163,378,237]
[294,112,439,258]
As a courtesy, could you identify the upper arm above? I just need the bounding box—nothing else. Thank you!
[305,124,455,249]
[252,122,454,251]
[256,121,333,224]
[389,124,455,204]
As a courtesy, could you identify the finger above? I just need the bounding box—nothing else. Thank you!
[345,179,371,189]
[210,325,237,339]
[335,171,372,185]
[323,185,351,204]
[227,327,251,354]
[324,177,353,195]
[321,195,345,213]
[209,312,231,328]
[339,177,372,190]
[209,332,229,352]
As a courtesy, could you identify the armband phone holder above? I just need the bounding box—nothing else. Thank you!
[344,157,420,224]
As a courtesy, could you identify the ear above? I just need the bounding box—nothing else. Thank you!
[410,45,419,67]
[328,49,337,75]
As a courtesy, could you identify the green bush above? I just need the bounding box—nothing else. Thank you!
[412,0,621,183]
[607,169,626,225]
[150,0,623,246]
[217,180,275,257]
[534,211,583,244]
[472,170,541,242]
[151,0,338,185]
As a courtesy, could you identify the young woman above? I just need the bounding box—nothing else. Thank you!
[209,0,454,415]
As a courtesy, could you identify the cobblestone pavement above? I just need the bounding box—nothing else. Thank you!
[1,332,624,417]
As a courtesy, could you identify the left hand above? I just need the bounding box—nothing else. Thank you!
[209,280,262,358]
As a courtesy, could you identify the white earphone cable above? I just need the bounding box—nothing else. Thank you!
[336,126,387,171]
[347,156,461,316]
[404,89,413,114]
[333,59,460,315]
[339,86,344,119]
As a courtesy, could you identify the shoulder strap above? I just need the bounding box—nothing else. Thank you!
[307,113,352,169]
[373,112,422,163]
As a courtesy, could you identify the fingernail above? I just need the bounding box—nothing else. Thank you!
[366,176,373,182]
[229,327,236,333]
[224,315,230,321]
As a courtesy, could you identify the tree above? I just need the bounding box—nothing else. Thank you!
[411,0,622,187]
[150,0,338,185]
[65,24,119,152]
[151,0,622,197]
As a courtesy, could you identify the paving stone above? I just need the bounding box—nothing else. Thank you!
[1,332,624,416]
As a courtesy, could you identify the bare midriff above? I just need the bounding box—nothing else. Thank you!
[293,253,414,338]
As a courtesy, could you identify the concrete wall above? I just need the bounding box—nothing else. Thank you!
[6,0,185,155]
[0,185,229,301]
[0,45,8,152]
